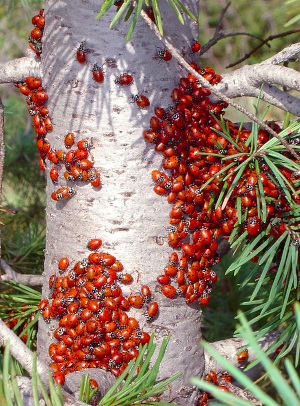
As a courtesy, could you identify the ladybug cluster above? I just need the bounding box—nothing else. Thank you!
[144,65,224,306]
[14,14,102,202]
[143,59,300,306]
[39,238,154,385]
[197,370,232,406]
[28,9,44,57]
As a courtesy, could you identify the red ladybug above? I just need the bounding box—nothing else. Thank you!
[161,284,177,298]
[25,77,41,89]
[146,302,158,320]
[131,94,150,108]
[30,27,42,40]
[76,43,86,63]
[92,64,104,83]
[50,167,58,183]
[128,294,144,309]
[87,238,102,251]
[155,48,172,61]
[77,139,92,150]
[114,73,133,86]
[53,371,65,385]
[64,132,75,149]
[58,257,69,271]
[237,349,249,363]
[140,285,152,302]
[191,41,201,53]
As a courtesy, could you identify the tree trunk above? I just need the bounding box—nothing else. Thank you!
[37,1,204,404]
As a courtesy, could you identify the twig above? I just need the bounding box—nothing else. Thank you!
[216,2,231,33]
[140,10,300,161]
[227,29,300,68]
[0,259,44,286]
[0,98,4,263]
[200,31,267,56]
[199,1,266,57]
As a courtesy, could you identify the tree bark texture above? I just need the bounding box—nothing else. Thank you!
[37,1,204,404]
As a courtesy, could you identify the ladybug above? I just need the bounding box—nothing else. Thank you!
[86,238,102,251]
[119,273,133,284]
[237,349,248,363]
[50,167,58,183]
[146,302,158,321]
[128,294,144,309]
[77,139,92,150]
[64,132,75,149]
[140,285,152,302]
[155,48,172,61]
[76,43,86,63]
[25,77,41,89]
[191,41,201,53]
[91,64,104,83]
[90,173,101,188]
[58,257,69,271]
[114,73,133,86]
[53,371,66,385]
[161,284,177,298]
[131,94,150,108]
[30,27,42,40]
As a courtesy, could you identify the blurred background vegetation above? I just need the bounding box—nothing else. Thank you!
[0,0,299,342]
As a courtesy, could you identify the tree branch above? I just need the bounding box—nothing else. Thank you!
[0,57,41,84]
[265,42,300,65]
[140,10,300,160]
[213,63,300,116]
[0,259,44,286]
[204,331,281,377]
[227,31,300,68]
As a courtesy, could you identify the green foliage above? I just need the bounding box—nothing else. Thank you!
[192,308,300,406]
[0,281,40,375]
[95,0,196,39]
[97,335,182,406]
[284,0,300,26]
[0,341,64,406]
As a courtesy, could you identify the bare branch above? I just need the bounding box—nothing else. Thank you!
[214,66,300,116]
[200,31,267,57]
[227,31,300,68]
[204,331,281,376]
[0,259,44,285]
[140,10,300,160]
[265,42,300,65]
[0,57,41,84]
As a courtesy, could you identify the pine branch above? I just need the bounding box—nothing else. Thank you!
[0,57,41,84]
[140,10,300,161]
[0,259,44,286]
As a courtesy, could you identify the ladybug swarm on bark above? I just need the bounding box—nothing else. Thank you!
[144,60,300,308]
[40,238,152,384]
